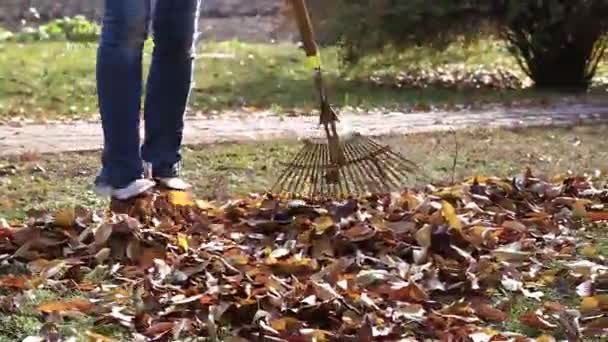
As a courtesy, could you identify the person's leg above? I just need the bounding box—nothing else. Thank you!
[141,0,202,189]
[95,0,155,198]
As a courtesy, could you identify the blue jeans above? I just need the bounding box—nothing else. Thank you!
[96,0,202,187]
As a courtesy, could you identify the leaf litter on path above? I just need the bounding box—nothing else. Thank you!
[0,170,607,341]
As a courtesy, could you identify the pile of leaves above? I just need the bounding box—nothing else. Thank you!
[369,65,527,90]
[0,170,607,341]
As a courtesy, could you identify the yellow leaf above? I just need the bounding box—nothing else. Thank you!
[177,233,189,252]
[441,201,461,231]
[195,200,215,210]
[536,335,556,342]
[597,294,608,310]
[169,191,193,206]
[580,244,598,258]
[54,207,76,228]
[572,200,588,219]
[581,296,600,313]
[313,216,334,234]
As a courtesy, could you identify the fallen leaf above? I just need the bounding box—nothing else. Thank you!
[54,207,76,228]
[169,191,193,206]
[580,244,598,258]
[472,303,508,322]
[177,233,189,252]
[415,224,432,248]
[37,298,92,315]
[94,223,113,246]
[85,331,116,342]
[581,296,600,313]
[144,322,175,337]
[0,275,29,289]
[313,216,334,234]
[587,211,608,222]
[441,200,462,231]
[520,311,558,330]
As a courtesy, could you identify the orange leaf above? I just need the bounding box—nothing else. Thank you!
[473,303,508,322]
[387,282,429,302]
[0,275,29,289]
[587,211,608,222]
[581,296,600,313]
[37,298,92,314]
[143,322,175,337]
[85,331,116,342]
[520,311,557,330]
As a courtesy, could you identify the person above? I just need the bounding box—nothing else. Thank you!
[93,0,202,200]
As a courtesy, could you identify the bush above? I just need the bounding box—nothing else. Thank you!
[500,0,608,90]
[298,0,608,90]
[10,15,100,43]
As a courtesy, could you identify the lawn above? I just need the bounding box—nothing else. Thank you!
[2,124,607,220]
[0,126,607,341]
[1,39,606,122]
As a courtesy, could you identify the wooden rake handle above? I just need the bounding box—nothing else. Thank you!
[289,0,339,126]
[289,0,319,58]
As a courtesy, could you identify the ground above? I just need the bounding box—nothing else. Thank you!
[2,125,607,220]
[1,27,608,341]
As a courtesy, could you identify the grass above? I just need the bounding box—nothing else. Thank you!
[1,124,607,221]
[0,286,129,342]
[1,39,606,122]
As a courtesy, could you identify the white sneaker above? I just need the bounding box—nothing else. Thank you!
[112,178,156,200]
[94,173,156,200]
[157,177,192,191]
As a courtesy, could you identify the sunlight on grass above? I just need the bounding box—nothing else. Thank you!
[1,39,604,121]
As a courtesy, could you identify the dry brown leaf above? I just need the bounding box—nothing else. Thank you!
[342,223,375,242]
[94,224,113,246]
[520,311,558,330]
[472,303,508,322]
[143,322,175,337]
[415,224,432,248]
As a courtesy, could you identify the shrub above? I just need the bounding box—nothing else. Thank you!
[11,15,100,43]
[500,0,608,90]
[296,0,608,90]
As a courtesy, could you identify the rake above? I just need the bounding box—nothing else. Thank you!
[271,0,418,198]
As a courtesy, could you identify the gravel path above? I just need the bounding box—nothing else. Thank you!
[1,104,608,156]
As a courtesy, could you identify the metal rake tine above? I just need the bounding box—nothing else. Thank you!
[292,142,318,195]
[342,143,368,195]
[351,140,397,190]
[365,138,419,171]
[280,143,315,195]
[357,138,411,188]
[341,143,367,194]
[308,143,323,198]
[272,144,310,193]
[346,141,391,193]
[343,142,381,194]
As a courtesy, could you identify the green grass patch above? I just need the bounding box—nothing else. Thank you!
[1,39,605,122]
[1,124,607,220]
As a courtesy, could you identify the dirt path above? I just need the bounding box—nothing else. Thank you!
[1,104,608,157]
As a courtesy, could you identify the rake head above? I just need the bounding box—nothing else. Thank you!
[272,132,418,198]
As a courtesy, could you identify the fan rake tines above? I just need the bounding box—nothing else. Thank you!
[272,133,417,198]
